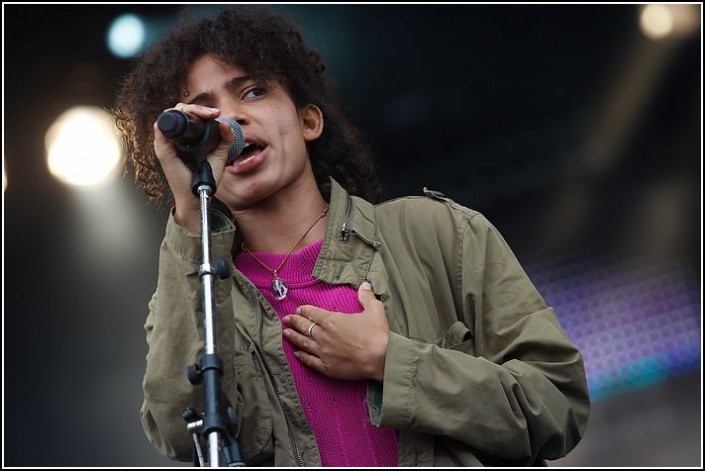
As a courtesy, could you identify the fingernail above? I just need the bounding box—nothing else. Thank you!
[282,315,290,323]
[361,281,372,290]
[207,107,219,113]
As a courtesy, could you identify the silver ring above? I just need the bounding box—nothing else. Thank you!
[307,322,317,338]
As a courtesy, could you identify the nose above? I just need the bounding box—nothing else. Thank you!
[218,98,248,126]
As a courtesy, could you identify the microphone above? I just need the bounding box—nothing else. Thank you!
[157,109,245,164]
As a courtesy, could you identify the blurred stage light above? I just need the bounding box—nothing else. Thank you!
[46,106,122,187]
[107,13,146,58]
[639,4,701,41]
[640,5,675,39]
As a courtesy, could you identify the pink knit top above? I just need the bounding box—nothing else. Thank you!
[235,239,398,467]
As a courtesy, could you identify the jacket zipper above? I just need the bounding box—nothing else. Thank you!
[338,193,379,249]
[258,315,305,466]
[337,193,380,281]
[338,193,353,242]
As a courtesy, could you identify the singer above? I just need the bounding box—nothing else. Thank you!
[114,6,589,467]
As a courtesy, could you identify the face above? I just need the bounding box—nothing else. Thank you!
[184,54,323,211]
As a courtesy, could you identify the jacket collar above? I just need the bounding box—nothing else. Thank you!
[327,177,378,246]
[314,178,380,284]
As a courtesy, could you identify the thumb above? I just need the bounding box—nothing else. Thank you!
[207,121,235,185]
[357,281,376,306]
[215,120,236,161]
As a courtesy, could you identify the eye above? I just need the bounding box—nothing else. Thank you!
[243,86,266,100]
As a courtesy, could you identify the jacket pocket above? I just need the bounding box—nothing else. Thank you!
[230,346,274,464]
[436,320,475,355]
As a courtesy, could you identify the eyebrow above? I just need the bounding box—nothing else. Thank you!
[186,75,252,105]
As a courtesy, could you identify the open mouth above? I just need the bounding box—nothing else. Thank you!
[228,142,265,165]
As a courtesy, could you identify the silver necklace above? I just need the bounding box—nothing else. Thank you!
[242,204,329,300]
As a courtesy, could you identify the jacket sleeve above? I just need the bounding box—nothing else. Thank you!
[140,211,236,461]
[373,208,590,463]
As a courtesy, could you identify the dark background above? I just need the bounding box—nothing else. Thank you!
[3,4,701,467]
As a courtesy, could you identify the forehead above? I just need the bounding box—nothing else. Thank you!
[184,55,247,92]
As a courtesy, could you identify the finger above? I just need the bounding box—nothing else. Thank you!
[282,314,314,336]
[205,120,235,185]
[294,349,328,375]
[357,281,376,308]
[282,328,320,355]
[172,103,221,119]
[294,305,329,324]
[214,120,236,156]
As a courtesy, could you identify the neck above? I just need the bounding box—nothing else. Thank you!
[233,181,329,254]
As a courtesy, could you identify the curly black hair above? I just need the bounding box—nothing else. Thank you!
[114,5,380,204]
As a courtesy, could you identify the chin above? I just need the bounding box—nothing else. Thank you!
[218,186,274,212]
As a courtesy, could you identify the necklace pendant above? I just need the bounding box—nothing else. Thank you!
[271,277,288,300]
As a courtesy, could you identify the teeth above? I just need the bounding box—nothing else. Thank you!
[235,153,256,165]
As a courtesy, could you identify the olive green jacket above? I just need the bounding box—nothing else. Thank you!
[141,179,590,466]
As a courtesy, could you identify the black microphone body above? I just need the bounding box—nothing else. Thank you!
[157,109,217,144]
[156,109,245,164]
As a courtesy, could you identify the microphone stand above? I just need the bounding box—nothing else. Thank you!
[173,124,244,467]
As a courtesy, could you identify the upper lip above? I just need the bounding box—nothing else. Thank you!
[243,133,264,148]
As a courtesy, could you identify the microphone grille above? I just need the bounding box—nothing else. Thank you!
[215,117,245,163]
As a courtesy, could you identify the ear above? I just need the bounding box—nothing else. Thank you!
[299,104,324,142]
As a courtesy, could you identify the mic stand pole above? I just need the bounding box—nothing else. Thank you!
[182,155,244,467]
